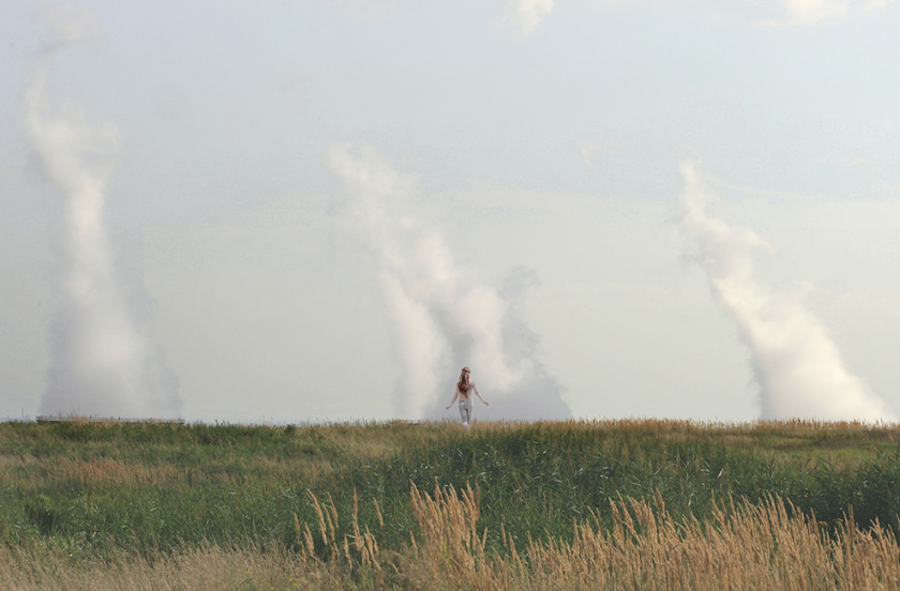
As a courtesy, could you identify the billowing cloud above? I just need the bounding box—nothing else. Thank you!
[675,160,895,421]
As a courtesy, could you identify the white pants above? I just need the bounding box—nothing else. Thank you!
[458,400,473,427]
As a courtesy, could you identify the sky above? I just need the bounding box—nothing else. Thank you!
[2,0,900,424]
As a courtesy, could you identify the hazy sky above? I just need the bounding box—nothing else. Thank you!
[2,0,900,423]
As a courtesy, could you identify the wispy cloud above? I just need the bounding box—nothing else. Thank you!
[579,133,617,170]
[327,0,406,22]
[761,0,850,27]
[505,0,555,37]
[504,0,898,34]
[716,0,898,26]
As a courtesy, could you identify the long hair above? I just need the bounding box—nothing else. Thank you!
[457,367,472,393]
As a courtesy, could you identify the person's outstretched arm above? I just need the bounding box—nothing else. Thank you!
[473,384,488,406]
[446,390,460,410]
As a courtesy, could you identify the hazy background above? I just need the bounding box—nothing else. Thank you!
[2,0,899,423]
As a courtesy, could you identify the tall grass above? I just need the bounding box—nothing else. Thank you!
[3,419,900,560]
[4,483,900,590]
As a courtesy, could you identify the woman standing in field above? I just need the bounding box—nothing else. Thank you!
[446,366,488,428]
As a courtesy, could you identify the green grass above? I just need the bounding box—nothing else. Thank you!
[3,419,900,560]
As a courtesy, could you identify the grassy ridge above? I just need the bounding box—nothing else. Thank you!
[2,419,900,559]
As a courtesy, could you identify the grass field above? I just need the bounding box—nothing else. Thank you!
[3,419,900,589]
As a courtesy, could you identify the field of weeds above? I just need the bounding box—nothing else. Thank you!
[2,419,900,589]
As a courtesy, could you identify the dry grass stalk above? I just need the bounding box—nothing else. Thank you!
[520,494,900,591]
[301,489,381,577]
[5,484,900,590]
[404,482,494,588]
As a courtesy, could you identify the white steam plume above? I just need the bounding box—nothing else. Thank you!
[328,143,570,421]
[24,3,181,418]
[675,160,895,422]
